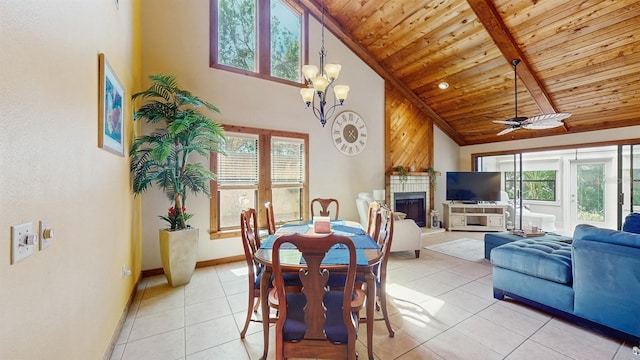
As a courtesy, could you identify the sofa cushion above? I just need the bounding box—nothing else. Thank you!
[491,239,573,285]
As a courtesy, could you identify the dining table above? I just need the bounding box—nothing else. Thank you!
[253,220,382,360]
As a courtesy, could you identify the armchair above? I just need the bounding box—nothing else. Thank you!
[499,191,557,231]
[356,192,422,258]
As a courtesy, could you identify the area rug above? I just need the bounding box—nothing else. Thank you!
[425,238,485,262]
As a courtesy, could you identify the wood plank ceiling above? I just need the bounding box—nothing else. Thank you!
[298,0,640,145]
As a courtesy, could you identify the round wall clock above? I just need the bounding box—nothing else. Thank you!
[331,111,368,156]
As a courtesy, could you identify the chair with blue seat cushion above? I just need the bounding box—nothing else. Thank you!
[328,205,395,337]
[240,208,301,339]
[239,208,272,338]
[268,233,365,360]
[367,205,395,337]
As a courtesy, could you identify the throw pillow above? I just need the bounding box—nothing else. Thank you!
[622,213,640,234]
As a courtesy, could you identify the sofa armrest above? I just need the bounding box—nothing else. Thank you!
[572,228,640,338]
[391,219,421,252]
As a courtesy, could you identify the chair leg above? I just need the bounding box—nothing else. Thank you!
[414,249,420,258]
[378,286,395,337]
[240,294,256,338]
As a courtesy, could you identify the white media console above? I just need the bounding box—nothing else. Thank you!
[443,202,508,231]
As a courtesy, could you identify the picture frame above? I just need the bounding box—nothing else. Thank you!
[98,53,125,156]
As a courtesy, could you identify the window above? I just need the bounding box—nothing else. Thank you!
[504,170,557,202]
[216,133,259,229]
[211,0,307,84]
[211,125,308,235]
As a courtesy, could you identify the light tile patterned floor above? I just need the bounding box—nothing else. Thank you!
[110,231,637,360]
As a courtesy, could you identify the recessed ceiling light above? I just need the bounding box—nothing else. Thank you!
[438,82,449,90]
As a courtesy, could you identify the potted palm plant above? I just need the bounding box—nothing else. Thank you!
[130,74,226,287]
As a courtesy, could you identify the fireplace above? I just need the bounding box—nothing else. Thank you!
[394,192,426,227]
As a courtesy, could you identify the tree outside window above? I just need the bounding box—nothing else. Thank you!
[505,170,557,202]
[213,0,304,83]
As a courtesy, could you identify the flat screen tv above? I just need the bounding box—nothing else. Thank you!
[446,171,502,203]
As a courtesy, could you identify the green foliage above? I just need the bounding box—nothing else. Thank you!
[576,164,605,222]
[270,7,300,81]
[130,74,226,230]
[217,0,300,81]
[505,170,557,201]
[218,0,256,71]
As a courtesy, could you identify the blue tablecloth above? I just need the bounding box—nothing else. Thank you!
[260,233,378,266]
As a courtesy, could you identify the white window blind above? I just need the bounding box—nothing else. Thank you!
[271,137,304,185]
[217,134,259,186]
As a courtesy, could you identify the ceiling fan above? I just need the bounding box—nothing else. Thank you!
[493,59,571,136]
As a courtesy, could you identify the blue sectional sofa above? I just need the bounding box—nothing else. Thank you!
[491,224,640,343]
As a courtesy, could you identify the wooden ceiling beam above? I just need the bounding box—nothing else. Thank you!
[296,0,467,145]
[466,0,560,116]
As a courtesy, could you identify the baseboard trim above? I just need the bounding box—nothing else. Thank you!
[140,254,245,278]
[102,275,140,360]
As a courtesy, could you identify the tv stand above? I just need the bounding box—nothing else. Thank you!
[443,203,508,232]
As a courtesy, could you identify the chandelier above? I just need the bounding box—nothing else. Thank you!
[299,0,349,127]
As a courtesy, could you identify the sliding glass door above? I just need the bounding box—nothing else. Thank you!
[620,144,640,226]
[476,142,639,233]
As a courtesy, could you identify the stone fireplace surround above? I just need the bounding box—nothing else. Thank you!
[389,173,431,227]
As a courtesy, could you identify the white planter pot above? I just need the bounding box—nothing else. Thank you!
[159,228,198,287]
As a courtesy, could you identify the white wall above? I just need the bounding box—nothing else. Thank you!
[139,0,384,269]
[0,1,140,359]
[433,125,460,216]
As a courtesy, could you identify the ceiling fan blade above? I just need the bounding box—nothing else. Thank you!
[497,127,517,136]
[493,120,520,125]
[527,112,572,123]
[523,121,564,130]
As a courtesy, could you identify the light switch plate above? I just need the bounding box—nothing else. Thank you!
[11,222,34,264]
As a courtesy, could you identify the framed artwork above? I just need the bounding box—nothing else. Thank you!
[98,53,125,156]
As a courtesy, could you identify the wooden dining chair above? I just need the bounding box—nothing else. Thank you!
[370,205,395,337]
[239,208,274,338]
[310,198,340,220]
[268,233,365,360]
[264,201,276,235]
[366,201,382,239]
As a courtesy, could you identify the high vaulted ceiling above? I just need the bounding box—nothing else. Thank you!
[298,0,640,145]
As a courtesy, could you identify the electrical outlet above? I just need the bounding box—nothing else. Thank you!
[11,222,34,264]
[39,219,53,250]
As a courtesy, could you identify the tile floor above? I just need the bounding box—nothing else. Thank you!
[110,231,638,360]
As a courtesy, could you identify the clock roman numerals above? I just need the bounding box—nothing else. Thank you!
[332,111,368,156]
